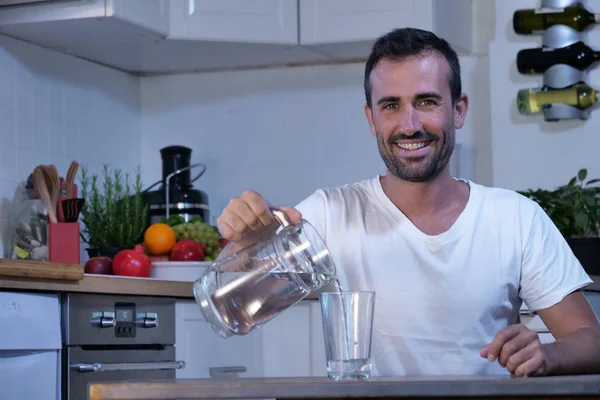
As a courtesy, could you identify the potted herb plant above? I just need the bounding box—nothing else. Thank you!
[518,168,600,275]
[79,164,148,259]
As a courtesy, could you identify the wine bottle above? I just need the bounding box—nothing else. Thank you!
[517,41,600,74]
[513,3,600,34]
[516,83,598,115]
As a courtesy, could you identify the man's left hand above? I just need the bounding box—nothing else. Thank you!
[480,323,550,377]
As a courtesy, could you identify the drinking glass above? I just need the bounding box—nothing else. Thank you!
[320,291,375,380]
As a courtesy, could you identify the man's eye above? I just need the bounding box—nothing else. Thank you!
[383,103,398,110]
[420,100,436,106]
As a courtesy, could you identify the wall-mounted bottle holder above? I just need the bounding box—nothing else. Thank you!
[542,64,591,121]
[538,0,590,121]
[541,0,582,9]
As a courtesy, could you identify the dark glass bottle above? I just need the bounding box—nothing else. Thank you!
[516,41,600,74]
[513,2,600,34]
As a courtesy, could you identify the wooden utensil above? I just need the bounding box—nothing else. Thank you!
[33,166,57,223]
[41,164,61,222]
[66,160,79,199]
[0,258,83,281]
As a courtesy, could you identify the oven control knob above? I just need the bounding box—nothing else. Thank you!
[135,312,159,328]
[91,311,116,328]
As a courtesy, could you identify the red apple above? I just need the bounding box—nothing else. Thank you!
[171,239,205,262]
[113,249,152,278]
[84,256,113,275]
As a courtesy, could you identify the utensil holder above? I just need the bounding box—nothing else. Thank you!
[48,222,80,265]
[57,183,78,223]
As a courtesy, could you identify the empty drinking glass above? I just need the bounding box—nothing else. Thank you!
[320,291,375,381]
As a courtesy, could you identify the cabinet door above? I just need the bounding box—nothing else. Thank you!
[0,0,105,25]
[112,0,170,36]
[308,301,327,376]
[299,0,433,45]
[175,300,264,379]
[169,0,298,45]
[261,302,312,377]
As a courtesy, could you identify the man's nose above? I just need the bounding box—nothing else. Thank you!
[399,107,423,136]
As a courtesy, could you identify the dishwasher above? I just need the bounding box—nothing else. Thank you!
[62,292,186,400]
[0,291,62,400]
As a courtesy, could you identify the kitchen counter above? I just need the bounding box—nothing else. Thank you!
[0,273,194,298]
[89,375,600,399]
[0,272,320,299]
[1,271,599,300]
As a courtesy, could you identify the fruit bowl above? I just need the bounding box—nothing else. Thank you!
[151,260,214,282]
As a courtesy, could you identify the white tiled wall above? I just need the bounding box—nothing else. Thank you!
[140,54,491,224]
[0,35,141,258]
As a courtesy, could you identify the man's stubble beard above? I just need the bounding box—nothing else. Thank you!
[376,127,455,183]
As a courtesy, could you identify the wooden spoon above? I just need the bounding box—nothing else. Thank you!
[65,160,79,199]
[33,167,57,223]
[42,165,61,221]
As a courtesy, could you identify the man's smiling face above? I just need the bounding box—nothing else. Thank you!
[364,53,468,182]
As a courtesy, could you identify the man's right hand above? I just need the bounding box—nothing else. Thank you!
[216,190,302,249]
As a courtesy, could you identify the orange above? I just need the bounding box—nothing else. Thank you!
[144,223,177,255]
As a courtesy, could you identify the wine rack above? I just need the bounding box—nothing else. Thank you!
[516,0,594,121]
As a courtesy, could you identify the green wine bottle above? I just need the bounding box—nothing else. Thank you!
[513,3,600,34]
[516,83,598,115]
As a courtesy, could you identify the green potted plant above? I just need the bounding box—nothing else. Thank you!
[518,168,600,274]
[79,164,148,259]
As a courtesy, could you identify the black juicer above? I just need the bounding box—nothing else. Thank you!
[143,145,209,226]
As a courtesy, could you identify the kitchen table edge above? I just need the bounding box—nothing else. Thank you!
[88,375,600,400]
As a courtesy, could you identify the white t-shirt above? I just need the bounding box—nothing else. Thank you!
[294,176,592,376]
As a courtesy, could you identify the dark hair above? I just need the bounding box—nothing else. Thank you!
[364,27,462,108]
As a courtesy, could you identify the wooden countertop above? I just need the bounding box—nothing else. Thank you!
[89,375,600,400]
[0,273,194,298]
[0,270,597,301]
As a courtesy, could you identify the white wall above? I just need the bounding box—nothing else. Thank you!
[140,54,491,224]
[490,0,600,191]
[0,35,141,257]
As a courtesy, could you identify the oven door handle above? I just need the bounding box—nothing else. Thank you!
[71,360,186,373]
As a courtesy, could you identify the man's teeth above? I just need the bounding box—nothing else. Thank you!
[397,142,427,150]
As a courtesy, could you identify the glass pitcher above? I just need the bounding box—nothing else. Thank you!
[193,208,337,338]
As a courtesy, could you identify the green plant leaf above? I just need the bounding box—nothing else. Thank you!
[578,169,588,182]
[568,177,577,186]
[575,212,589,230]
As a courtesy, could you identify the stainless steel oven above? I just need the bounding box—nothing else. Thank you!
[61,293,185,400]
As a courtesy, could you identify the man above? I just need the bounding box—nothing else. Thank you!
[216,28,600,377]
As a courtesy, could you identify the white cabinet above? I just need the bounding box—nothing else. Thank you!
[0,0,169,46]
[175,300,264,379]
[0,292,62,400]
[308,300,327,377]
[175,300,318,379]
[0,0,480,74]
[299,0,433,45]
[169,0,298,45]
[298,0,477,59]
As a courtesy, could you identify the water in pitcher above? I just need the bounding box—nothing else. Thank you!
[199,269,335,336]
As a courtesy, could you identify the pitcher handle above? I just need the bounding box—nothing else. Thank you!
[269,207,292,229]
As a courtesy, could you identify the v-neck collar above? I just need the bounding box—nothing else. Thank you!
[370,175,480,248]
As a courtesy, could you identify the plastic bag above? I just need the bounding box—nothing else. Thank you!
[9,181,49,262]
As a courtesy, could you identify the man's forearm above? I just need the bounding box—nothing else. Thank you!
[545,327,600,375]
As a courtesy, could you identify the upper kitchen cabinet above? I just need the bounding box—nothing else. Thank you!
[299,0,481,58]
[0,0,482,74]
[0,0,169,46]
[169,0,298,45]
